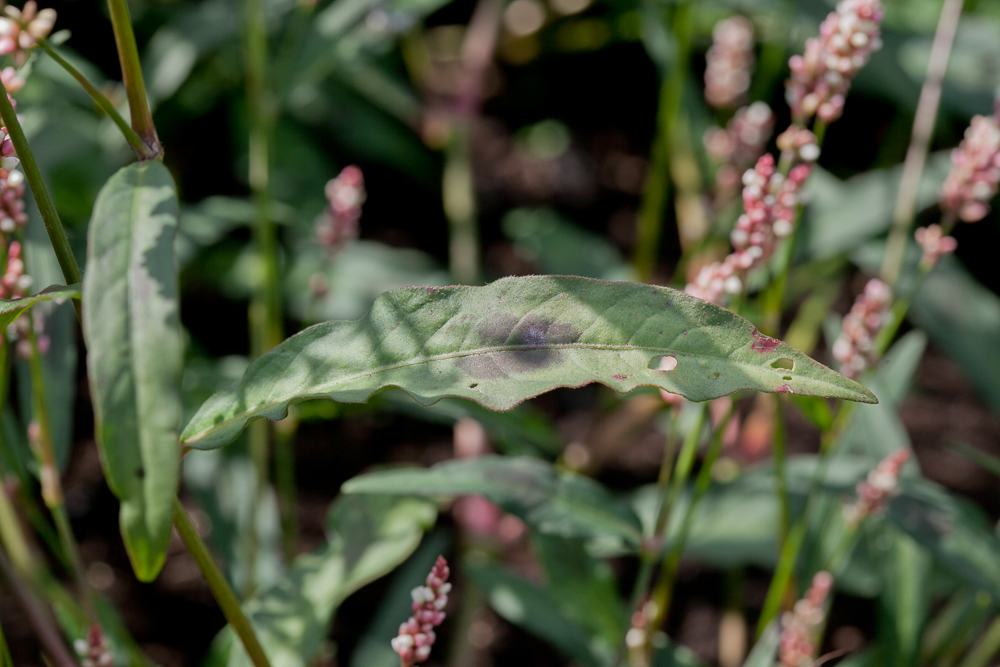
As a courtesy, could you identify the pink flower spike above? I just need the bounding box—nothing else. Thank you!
[392,556,451,667]
[939,114,1000,223]
[915,224,957,268]
[843,448,910,525]
[704,16,755,109]
[779,571,834,667]
[317,165,366,252]
[832,278,891,378]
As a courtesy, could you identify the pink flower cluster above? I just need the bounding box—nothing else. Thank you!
[843,449,909,525]
[0,1,56,66]
[704,101,775,202]
[0,168,27,233]
[832,278,891,378]
[392,556,451,667]
[939,114,1000,223]
[0,127,19,176]
[776,125,821,164]
[0,67,24,109]
[704,16,755,109]
[779,571,834,667]
[786,0,884,123]
[317,165,365,251]
[915,224,957,268]
[74,625,113,667]
[686,155,812,304]
[0,239,29,299]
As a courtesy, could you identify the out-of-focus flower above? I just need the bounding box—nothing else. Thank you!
[832,278,891,378]
[317,165,365,251]
[843,448,909,526]
[0,128,19,175]
[776,125,821,164]
[939,114,1000,223]
[704,16,755,109]
[786,0,884,123]
[915,224,957,268]
[11,309,47,359]
[779,571,834,667]
[0,239,29,299]
[0,66,24,109]
[704,102,775,201]
[0,1,57,66]
[392,556,451,667]
[685,257,741,305]
[74,625,113,667]
[0,168,27,232]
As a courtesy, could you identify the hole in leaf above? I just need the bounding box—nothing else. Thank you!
[783,376,792,381]
[469,382,479,389]
[649,356,678,372]
[713,372,721,378]
[771,358,794,371]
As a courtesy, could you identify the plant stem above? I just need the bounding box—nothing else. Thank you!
[35,38,148,158]
[772,397,790,547]
[633,0,693,282]
[0,548,77,667]
[881,0,963,287]
[173,500,271,667]
[0,82,82,313]
[24,316,97,624]
[443,125,480,284]
[648,405,734,634]
[273,414,299,561]
[0,618,12,667]
[244,0,285,590]
[105,0,162,158]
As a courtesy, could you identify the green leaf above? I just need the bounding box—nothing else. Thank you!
[742,622,780,667]
[344,456,643,546]
[949,442,1000,480]
[464,559,610,667]
[0,284,79,333]
[207,494,437,667]
[82,161,184,582]
[183,276,875,449]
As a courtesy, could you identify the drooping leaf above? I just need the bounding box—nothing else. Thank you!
[83,161,184,582]
[183,276,875,449]
[464,559,610,667]
[0,284,79,333]
[206,494,437,667]
[344,456,643,546]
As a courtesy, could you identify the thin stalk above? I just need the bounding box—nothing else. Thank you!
[0,617,11,667]
[0,81,82,310]
[443,126,480,284]
[0,548,76,667]
[648,405,735,634]
[173,500,271,667]
[24,316,97,624]
[35,38,147,157]
[958,616,1000,667]
[772,398,790,547]
[273,413,299,561]
[105,0,162,158]
[881,0,963,287]
[756,402,857,636]
[633,1,693,282]
[244,0,285,591]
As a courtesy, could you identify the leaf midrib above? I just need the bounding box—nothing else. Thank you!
[185,339,810,444]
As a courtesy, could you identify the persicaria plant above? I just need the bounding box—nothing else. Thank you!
[0,0,996,665]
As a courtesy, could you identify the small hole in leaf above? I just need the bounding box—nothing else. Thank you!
[713,372,721,378]
[650,356,678,372]
[783,376,792,381]
[469,382,479,389]
[771,358,794,371]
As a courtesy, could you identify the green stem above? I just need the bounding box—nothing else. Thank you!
[24,316,96,624]
[443,125,480,284]
[273,414,299,561]
[0,548,77,667]
[0,82,82,312]
[0,618,11,667]
[648,405,734,633]
[633,1,693,282]
[772,398,790,548]
[880,0,963,287]
[35,38,148,158]
[173,500,271,667]
[105,0,162,158]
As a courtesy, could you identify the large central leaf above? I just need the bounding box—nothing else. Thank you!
[182,276,874,449]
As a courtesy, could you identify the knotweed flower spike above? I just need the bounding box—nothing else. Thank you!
[0,1,57,66]
[392,556,451,667]
[779,571,834,667]
[776,125,821,164]
[939,113,1000,223]
[317,165,366,251]
[0,128,19,175]
[704,102,775,201]
[843,448,909,526]
[832,278,891,378]
[0,67,24,109]
[786,0,884,124]
[0,239,29,299]
[704,16,755,109]
[915,224,956,268]
[74,625,114,667]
